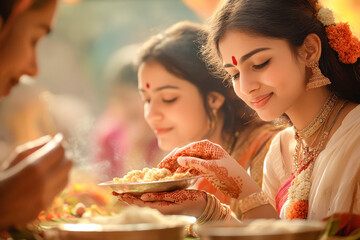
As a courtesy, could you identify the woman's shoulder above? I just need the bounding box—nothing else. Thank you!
[342,103,360,123]
[262,126,294,186]
[327,103,360,147]
[266,126,295,168]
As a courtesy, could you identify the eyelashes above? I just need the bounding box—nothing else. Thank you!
[231,73,240,81]
[230,58,271,81]
[142,97,178,104]
[163,97,177,103]
[253,58,271,70]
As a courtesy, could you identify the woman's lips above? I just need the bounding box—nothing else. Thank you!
[154,127,173,135]
[250,93,273,108]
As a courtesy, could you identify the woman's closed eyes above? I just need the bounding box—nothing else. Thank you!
[253,58,271,70]
[162,97,177,103]
[141,97,178,104]
[231,58,271,81]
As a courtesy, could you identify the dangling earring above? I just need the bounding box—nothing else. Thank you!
[306,61,331,90]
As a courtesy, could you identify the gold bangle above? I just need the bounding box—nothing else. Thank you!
[237,191,269,215]
[222,204,232,221]
[197,192,213,224]
[197,192,232,224]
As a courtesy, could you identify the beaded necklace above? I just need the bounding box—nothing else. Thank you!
[286,98,347,219]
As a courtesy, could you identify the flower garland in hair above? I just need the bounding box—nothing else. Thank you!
[326,23,360,64]
[316,7,360,64]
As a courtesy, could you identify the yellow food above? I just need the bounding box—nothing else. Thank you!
[113,168,193,183]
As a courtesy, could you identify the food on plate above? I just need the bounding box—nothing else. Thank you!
[113,167,194,183]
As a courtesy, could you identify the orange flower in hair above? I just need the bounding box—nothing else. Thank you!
[325,23,360,64]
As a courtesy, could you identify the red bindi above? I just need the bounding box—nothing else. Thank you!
[146,83,150,89]
[232,56,238,66]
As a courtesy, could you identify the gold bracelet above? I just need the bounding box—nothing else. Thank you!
[197,192,232,224]
[196,192,213,224]
[237,191,270,215]
[222,204,232,221]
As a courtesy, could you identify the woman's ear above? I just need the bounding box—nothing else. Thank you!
[207,91,225,110]
[301,33,322,63]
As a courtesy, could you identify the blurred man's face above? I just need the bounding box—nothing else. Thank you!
[0,0,57,99]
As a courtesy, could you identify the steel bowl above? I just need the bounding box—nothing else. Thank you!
[197,220,325,240]
[42,215,196,240]
[99,176,201,196]
[55,223,186,240]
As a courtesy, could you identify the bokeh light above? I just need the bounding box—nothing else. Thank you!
[322,0,360,37]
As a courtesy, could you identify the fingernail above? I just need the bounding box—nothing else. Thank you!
[177,157,186,165]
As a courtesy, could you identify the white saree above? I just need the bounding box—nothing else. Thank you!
[263,105,360,220]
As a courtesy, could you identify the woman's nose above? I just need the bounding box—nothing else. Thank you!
[144,101,163,123]
[238,73,260,95]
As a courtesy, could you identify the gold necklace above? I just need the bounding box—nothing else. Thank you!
[295,93,338,139]
[293,100,347,174]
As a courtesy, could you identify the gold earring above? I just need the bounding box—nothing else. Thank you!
[306,61,331,90]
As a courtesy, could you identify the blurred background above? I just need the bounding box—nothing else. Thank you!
[0,0,358,178]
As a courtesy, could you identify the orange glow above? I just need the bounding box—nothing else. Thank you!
[182,0,220,20]
[62,0,81,4]
[322,0,360,37]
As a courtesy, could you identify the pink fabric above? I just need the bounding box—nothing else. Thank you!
[93,115,127,178]
[275,176,293,214]
[92,114,162,180]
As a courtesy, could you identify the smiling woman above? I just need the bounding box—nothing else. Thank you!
[115,21,282,232]
[183,0,360,223]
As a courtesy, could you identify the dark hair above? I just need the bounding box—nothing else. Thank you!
[136,21,261,135]
[0,0,53,23]
[203,0,360,103]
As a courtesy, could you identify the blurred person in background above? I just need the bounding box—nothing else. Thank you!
[0,77,57,167]
[115,21,283,220]
[91,44,165,182]
[0,0,72,230]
